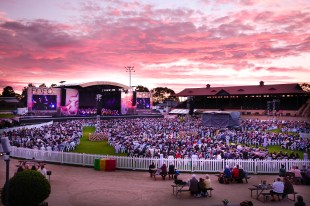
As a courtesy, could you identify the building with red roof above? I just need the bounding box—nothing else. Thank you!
[176,81,310,117]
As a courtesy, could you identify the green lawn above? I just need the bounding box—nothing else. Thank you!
[0,113,16,118]
[267,145,309,159]
[73,126,127,156]
[75,127,309,158]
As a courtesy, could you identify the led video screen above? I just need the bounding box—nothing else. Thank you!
[32,95,57,110]
[136,98,151,109]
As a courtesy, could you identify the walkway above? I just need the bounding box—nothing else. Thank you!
[1,158,309,206]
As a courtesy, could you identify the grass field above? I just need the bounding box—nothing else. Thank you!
[73,126,127,156]
[0,114,16,118]
[267,145,309,159]
[75,127,309,159]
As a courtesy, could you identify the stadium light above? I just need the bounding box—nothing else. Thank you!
[125,66,135,87]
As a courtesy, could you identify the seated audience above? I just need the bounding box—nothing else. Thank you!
[148,162,155,177]
[270,177,284,201]
[189,174,200,197]
[38,165,47,178]
[174,171,187,185]
[283,177,294,198]
[160,163,167,180]
[198,178,207,197]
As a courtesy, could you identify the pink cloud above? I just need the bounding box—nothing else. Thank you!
[0,0,309,94]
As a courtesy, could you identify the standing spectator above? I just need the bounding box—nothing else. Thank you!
[168,164,175,179]
[279,164,286,177]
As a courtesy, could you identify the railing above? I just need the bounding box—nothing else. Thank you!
[10,146,309,174]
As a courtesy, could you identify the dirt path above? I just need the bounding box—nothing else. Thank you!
[1,158,309,206]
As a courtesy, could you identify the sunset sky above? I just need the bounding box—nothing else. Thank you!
[0,0,309,94]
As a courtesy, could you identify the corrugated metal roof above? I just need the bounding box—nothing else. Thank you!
[176,83,308,96]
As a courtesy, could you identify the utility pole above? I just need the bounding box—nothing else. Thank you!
[125,66,135,87]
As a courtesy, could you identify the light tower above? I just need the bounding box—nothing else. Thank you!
[125,66,135,87]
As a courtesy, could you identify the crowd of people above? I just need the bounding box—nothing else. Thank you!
[106,117,309,159]
[2,120,84,152]
[1,117,309,161]
[16,160,48,178]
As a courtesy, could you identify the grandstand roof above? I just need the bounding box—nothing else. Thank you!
[176,82,308,97]
[58,81,130,90]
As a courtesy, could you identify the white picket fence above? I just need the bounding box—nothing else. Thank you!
[10,146,309,174]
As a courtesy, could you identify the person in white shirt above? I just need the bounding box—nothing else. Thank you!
[270,177,284,201]
[38,165,47,178]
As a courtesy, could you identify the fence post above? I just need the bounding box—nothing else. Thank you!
[191,157,193,173]
[61,151,64,164]
[254,159,257,174]
[132,156,136,170]
[82,153,85,166]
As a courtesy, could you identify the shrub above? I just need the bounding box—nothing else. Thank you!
[1,170,51,206]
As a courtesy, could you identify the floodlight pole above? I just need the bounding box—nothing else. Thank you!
[125,66,135,87]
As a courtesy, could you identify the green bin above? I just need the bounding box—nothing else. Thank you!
[94,158,101,171]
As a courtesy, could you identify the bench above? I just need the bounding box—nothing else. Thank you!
[261,192,298,202]
[153,173,167,181]
[285,192,298,201]
[248,187,257,197]
[171,184,214,198]
[171,184,189,198]
[225,176,251,183]
[261,192,272,202]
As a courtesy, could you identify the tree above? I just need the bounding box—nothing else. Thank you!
[51,83,57,87]
[135,85,149,92]
[19,83,35,107]
[152,87,178,105]
[39,83,47,88]
[2,86,16,97]
[1,170,51,206]
[299,83,310,92]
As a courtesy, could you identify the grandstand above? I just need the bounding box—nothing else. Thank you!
[176,81,310,118]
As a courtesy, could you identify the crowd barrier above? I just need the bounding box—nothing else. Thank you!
[0,121,54,133]
[9,146,309,174]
